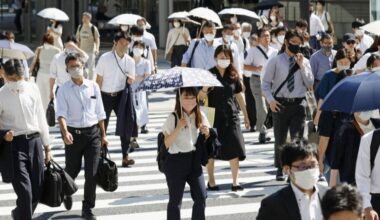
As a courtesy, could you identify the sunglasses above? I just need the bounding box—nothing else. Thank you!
[346,40,356,45]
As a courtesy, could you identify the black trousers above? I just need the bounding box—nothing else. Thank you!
[164,152,207,220]
[171,45,188,68]
[372,195,380,215]
[273,102,306,168]
[243,76,257,129]
[101,91,131,157]
[14,9,22,33]
[65,125,101,211]
[11,136,44,220]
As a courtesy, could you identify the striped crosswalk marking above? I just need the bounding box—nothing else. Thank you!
[0,91,285,220]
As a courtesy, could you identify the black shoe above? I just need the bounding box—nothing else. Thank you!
[130,140,140,149]
[11,209,15,220]
[276,168,285,181]
[141,126,149,134]
[258,132,267,143]
[63,195,73,210]
[231,185,244,192]
[207,182,220,191]
[82,209,97,220]
[250,127,256,132]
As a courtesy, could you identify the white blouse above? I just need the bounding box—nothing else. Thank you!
[162,111,210,154]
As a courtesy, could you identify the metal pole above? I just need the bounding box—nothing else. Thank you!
[300,0,310,32]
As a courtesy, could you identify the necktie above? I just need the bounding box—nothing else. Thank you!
[287,57,296,92]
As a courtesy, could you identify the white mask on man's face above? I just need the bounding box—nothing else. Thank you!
[242,32,251,39]
[204,33,215,42]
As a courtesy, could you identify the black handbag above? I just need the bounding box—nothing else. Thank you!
[40,161,64,207]
[46,99,55,127]
[97,147,118,192]
[50,160,78,196]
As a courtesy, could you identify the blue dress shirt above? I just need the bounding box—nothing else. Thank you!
[181,38,218,70]
[56,79,106,128]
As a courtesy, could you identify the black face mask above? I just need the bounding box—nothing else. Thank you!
[288,42,300,54]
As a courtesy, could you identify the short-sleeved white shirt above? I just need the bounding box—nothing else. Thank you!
[162,112,210,154]
[95,51,135,93]
[244,44,278,77]
[143,31,157,50]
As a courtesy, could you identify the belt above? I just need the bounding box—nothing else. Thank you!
[251,74,260,78]
[275,97,305,104]
[14,132,40,140]
[68,125,98,135]
[101,91,122,97]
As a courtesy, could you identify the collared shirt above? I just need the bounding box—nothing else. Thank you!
[291,183,323,220]
[143,31,157,50]
[76,23,100,53]
[49,51,89,87]
[182,38,219,70]
[0,81,50,145]
[356,130,380,209]
[310,49,337,81]
[56,79,106,128]
[244,44,278,77]
[261,52,314,103]
[215,37,242,75]
[309,13,325,36]
[162,112,210,154]
[95,51,135,93]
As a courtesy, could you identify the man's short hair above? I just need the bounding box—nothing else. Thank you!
[82,12,92,18]
[256,28,269,38]
[295,19,308,28]
[281,141,318,167]
[320,33,333,42]
[65,53,83,66]
[352,19,366,29]
[202,20,216,29]
[321,183,363,220]
[130,25,144,36]
[65,35,78,44]
[2,59,24,77]
[223,24,234,32]
[113,31,131,42]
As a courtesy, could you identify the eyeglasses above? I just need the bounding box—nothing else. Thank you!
[291,163,319,171]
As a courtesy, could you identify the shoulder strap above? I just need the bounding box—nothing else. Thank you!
[113,51,129,78]
[78,24,83,33]
[91,25,95,39]
[256,46,269,60]
[370,129,380,173]
[172,112,178,128]
[188,40,200,67]
[273,62,300,97]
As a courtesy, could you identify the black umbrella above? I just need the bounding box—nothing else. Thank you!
[255,0,284,11]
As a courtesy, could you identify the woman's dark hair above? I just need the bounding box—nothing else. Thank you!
[279,29,304,53]
[295,19,308,28]
[65,35,78,44]
[321,183,363,220]
[332,49,350,68]
[42,33,54,45]
[129,40,146,58]
[3,59,24,77]
[174,87,202,128]
[53,21,61,29]
[281,141,318,167]
[214,45,239,81]
[365,35,380,54]
[316,0,326,6]
[367,54,380,69]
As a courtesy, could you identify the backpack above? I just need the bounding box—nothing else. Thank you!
[157,112,177,173]
[78,24,96,40]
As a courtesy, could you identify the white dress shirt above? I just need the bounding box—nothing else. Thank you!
[143,31,158,50]
[0,81,50,145]
[291,183,323,220]
[356,130,380,209]
[244,44,278,77]
[309,13,325,36]
[162,112,210,154]
[49,51,89,87]
[96,51,135,93]
[56,79,106,128]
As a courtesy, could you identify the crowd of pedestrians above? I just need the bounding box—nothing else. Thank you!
[1,0,380,219]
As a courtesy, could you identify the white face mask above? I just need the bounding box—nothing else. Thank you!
[217,59,231,69]
[68,67,84,79]
[359,111,374,121]
[233,29,242,37]
[277,35,285,44]
[292,168,319,190]
[204,33,215,42]
[242,32,251,39]
[121,25,129,32]
[7,80,24,92]
[337,64,350,71]
[173,22,180,28]
[372,67,380,72]
[133,48,144,57]
[224,35,234,43]
[132,36,143,42]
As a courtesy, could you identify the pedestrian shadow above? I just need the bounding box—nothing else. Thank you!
[34,212,82,220]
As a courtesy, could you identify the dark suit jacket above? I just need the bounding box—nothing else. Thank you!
[115,83,135,141]
[0,129,13,183]
[256,184,328,220]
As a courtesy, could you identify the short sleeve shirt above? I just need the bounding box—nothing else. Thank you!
[76,24,100,53]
